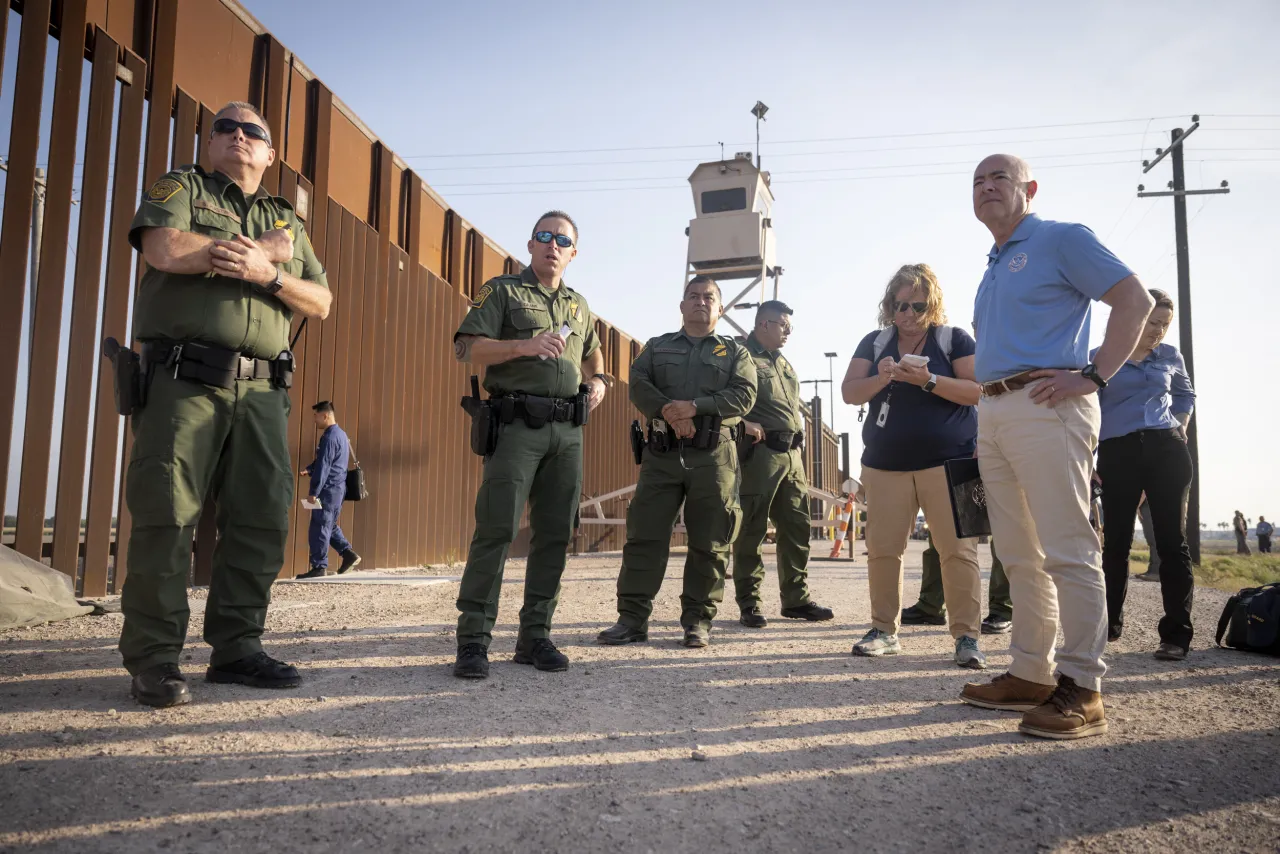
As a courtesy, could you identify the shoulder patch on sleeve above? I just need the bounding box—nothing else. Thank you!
[472,283,494,308]
[146,177,183,203]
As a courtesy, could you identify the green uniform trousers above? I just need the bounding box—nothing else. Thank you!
[915,533,1012,620]
[119,371,293,675]
[456,419,582,649]
[616,441,742,632]
[731,446,812,610]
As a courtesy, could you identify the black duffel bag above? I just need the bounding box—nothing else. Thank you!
[1215,582,1280,656]
[345,448,368,502]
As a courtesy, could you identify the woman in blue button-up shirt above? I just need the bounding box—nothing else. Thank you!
[1092,288,1196,661]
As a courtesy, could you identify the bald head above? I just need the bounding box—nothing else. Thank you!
[973,153,1038,243]
[976,153,1033,183]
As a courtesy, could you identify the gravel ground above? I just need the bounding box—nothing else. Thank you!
[2,541,1278,854]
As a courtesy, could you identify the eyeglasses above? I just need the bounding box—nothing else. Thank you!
[764,319,793,334]
[895,301,928,314]
[211,118,271,144]
[533,231,574,248]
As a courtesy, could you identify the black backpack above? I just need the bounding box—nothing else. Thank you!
[1215,582,1280,656]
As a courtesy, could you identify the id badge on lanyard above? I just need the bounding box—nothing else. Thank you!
[875,401,890,428]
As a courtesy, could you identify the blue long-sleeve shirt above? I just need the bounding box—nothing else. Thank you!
[1092,343,1195,442]
[306,424,350,500]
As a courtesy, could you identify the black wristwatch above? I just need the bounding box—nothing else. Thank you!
[258,269,284,296]
[923,373,938,393]
[592,372,613,389]
[1081,363,1107,389]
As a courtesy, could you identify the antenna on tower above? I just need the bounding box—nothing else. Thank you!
[750,101,769,168]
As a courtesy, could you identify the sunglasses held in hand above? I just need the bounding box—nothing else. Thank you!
[533,231,574,248]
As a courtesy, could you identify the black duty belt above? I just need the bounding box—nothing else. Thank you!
[646,416,736,453]
[764,430,804,452]
[141,340,294,390]
[492,391,587,429]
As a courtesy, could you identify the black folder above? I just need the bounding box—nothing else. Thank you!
[943,457,991,539]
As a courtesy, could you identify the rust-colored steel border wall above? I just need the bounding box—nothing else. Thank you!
[0,0,837,594]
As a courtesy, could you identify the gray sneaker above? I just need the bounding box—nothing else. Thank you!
[955,636,987,670]
[851,628,901,657]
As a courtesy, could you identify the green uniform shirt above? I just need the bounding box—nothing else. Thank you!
[128,165,327,359]
[743,332,803,433]
[454,266,601,399]
[629,329,757,426]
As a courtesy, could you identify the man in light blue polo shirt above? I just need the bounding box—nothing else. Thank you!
[958,154,1154,741]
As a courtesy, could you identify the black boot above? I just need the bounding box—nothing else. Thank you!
[337,550,362,574]
[297,566,326,579]
[131,663,191,708]
[596,623,648,645]
[780,602,835,622]
[513,636,569,672]
[206,652,301,689]
[454,643,490,679]
[739,607,768,628]
[901,604,946,626]
[681,625,710,648]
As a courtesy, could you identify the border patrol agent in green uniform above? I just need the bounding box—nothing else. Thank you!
[119,102,332,708]
[452,211,609,679]
[732,301,835,628]
[597,276,757,649]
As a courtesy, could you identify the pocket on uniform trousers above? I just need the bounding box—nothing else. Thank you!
[478,478,519,541]
[126,452,182,527]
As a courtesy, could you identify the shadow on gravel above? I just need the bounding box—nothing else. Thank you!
[2,711,1277,852]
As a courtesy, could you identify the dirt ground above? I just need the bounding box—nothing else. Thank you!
[2,541,1278,854]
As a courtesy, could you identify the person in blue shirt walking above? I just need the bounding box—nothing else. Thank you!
[297,401,361,579]
[958,154,1154,741]
[1092,289,1196,660]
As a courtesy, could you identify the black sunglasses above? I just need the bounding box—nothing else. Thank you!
[533,231,574,248]
[895,301,928,314]
[211,117,271,144]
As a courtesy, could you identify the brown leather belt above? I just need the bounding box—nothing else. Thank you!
[981,368,1072,398]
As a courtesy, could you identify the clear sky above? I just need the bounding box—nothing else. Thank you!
[238,0,1280,530]
[2,1,1275,533]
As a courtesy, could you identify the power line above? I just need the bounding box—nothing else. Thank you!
[402,115,1197,160]
[441,158,1143,197]
[429,151,1157,189]
[415,130,1178,172]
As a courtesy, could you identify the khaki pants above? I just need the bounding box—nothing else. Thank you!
[977,389,1106,692]
[862,464,981,640]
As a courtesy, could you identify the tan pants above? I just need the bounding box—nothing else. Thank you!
[862,464,981,640]
[977,388,1106,692]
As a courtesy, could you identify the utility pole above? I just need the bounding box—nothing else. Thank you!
[824,351,838,433]
[1136,115,1231,565]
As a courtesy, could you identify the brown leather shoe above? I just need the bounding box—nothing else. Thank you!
[960,672,1056,712]
[1018,675,1108,740]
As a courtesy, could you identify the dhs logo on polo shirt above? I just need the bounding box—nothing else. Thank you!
[1008,253,1028,272]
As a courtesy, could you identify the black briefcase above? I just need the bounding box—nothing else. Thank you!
[345,449,368,502]
[943,457,991,539]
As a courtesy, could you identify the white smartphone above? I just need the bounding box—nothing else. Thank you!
[899,354,930,368]
[539,323,575,360]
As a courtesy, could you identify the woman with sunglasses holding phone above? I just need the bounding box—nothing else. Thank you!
[841,264,986,669]
[1093,288,1196,661]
